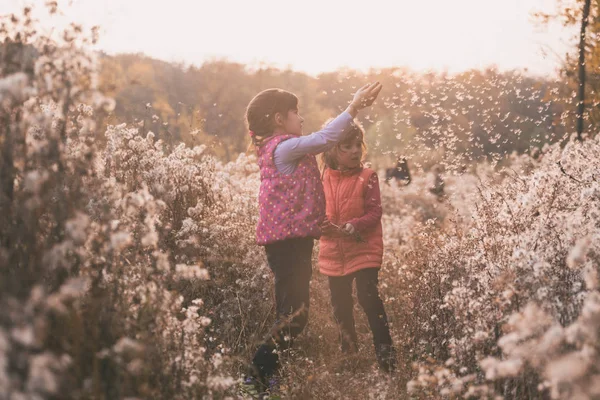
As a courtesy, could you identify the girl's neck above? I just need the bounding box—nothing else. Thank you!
[272,128,296,136]
[333,164,362,174]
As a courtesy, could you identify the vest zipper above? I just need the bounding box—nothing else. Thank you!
[334,175,345,275]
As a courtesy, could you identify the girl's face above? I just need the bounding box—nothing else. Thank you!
[336,136,363,169]
[280,108,304,136]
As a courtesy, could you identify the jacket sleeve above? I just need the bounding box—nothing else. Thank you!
[345,173,382,232]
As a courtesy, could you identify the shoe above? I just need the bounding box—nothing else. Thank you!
[266,377,281,399]
[375,344,397,373]
[239,376,266,399]
[239,376,281,399]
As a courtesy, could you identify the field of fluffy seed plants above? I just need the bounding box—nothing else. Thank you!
[3,7,600,400]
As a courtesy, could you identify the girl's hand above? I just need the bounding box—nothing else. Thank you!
[342,223,356,235]
[346,82,383,116]
[342,223,366,243]
[320,219,339,236]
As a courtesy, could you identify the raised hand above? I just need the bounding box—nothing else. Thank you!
[349,82,383,113]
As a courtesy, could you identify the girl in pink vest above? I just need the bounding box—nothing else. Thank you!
[319,121,396,373]
[244,83,382,393]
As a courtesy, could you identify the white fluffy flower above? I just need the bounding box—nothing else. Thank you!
[567,237,592,269]
[175,264,210,280]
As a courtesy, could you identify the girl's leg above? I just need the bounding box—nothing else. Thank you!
[328,274,358,353]
[252,237,314,383]
[271,237,313,345]
[355,268,396,371]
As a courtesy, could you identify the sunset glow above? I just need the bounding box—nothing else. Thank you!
[3,0,573,75]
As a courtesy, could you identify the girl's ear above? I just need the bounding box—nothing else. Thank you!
[274,112,284,127]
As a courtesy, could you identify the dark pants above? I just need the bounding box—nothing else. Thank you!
[328,268,392,354]
[252,237,313,382]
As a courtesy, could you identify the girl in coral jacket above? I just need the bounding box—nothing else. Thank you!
[319,121,396,372]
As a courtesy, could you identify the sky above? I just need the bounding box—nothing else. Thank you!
[2,0,576,77]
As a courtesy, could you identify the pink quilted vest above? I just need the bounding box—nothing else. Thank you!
[256,134,326,245]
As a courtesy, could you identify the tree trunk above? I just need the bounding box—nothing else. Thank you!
[577,0,592,140]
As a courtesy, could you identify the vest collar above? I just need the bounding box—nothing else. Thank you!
[328,166,364,177]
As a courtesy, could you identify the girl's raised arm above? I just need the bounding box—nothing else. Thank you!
[274,83,382,174]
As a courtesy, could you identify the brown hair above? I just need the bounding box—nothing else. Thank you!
[320,120,367,171]
[246,88,298,148]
